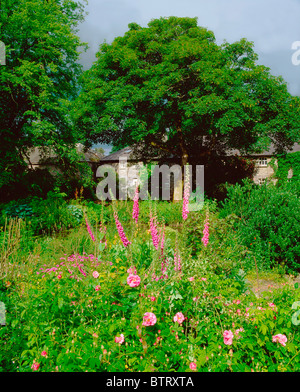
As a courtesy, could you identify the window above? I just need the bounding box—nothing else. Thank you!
[258,158,268,167]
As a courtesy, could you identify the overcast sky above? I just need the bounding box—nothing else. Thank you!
[77,0,300,153]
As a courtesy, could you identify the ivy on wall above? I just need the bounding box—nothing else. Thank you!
[270,152,300,184]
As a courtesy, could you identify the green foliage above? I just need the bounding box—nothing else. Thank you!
[271,151,300,184]
[0,0,88,199]
[0,192,79,236]
[220,179,300,272]
[74,16,300,170]
[1,197,300,372]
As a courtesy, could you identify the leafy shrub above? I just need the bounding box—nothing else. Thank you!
[220,179,300,272]
[0,192,79,236]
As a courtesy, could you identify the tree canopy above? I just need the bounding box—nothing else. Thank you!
[74,16,300,168]
[0,0,88,198]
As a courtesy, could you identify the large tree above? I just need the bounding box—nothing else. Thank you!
[74,16,300,173]
[0,0,88,198]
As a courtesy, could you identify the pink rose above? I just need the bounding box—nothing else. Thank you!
[41,351,48,358]
[173,312,185,324]
[57,274,62,279]
[150,296,156,302]
[127,274,141,288]
[272,334,287,346]
[189,362,197,371]
[201,277,207,281]
[142,312,157,326]
[223,330,234,345]
[95,285,101,291]
[92,271,99,279]
[188,277,194,281]
[31,362,40,371]
[115,334,125,344]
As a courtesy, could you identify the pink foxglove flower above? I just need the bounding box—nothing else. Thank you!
[114,212,131,247]
[160,225,165,255]
[85,218,96,242]
[142,312,157,326]
[177,253,182,272]
[127,274,141,288]
[150,212,159,250]
[132,185,139,224]
[201,212,209,247]
[272,334,287,346]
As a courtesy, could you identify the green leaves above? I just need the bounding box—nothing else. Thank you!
[75,16,300,178]
[58,298,64,310]
[291,301,300,326]
[0,0,88,197]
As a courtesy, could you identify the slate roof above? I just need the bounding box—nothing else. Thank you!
[100,143,300,161]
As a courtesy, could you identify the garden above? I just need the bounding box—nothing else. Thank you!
[0,179,300,372]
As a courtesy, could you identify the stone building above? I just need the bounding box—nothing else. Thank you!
[99,143,300,186]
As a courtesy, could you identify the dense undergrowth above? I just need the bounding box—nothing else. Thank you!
[0,180,299,372]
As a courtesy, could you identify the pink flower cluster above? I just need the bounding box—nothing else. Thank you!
[224,327,244,345]
[174,250,181,272]
[201,212,209,247]
[115,334,125,344]
[31,361,40,371]
[127,274,141,288]
[150,212,159,250]
[114,212,131,247]
[234,327,244,336]
[132,185,139,224]
[173,312,185,324]
[127,266,137,275]
[272,334,287,346]
[36,253,109,282]
[223,330,234,345]
[142,312,157,326]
